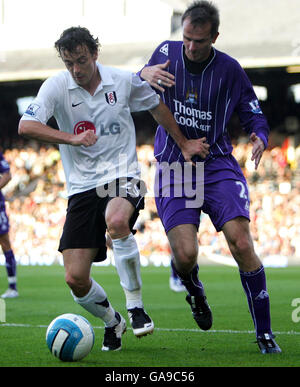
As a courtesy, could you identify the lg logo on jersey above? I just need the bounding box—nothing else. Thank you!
[74,121,96,135]
[100,122,120,135]
[74,121,120,136]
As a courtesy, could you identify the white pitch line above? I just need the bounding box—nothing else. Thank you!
[0,323,299,336]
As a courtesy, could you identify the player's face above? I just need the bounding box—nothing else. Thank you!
[60,44,99,90]
[182,18,219,63]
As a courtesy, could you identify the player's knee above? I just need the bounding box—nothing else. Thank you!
[106,214,130,239]
[173,246,198,272]
[65,272,90,295]
[65,272,79,290]
[229,236,254,259]
[240,236,254,253]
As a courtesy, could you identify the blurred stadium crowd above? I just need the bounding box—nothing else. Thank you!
[1,134,299,267]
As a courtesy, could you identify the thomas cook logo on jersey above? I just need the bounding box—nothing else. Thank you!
[105,91,117,106]
[249,99,262,114]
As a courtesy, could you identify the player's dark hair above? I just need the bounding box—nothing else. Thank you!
[181,1,220,37]
[55,26,100,56]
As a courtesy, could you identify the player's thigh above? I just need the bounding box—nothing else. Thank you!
[203,179,250,232]
[105,196,135,234]
[58,189,107,262]
[167,223,198,262]
[155,195,201,235]
[105,197,135,223]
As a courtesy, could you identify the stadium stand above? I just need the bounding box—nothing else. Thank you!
[1,134,299,267]
[0,0,299,267]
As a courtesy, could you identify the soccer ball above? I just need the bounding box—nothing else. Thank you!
[46,313,95,362]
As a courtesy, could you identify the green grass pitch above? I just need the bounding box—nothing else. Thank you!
[0,264,299,367]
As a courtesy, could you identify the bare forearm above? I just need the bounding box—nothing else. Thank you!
[149,100,210,161]
[18,120,74,144]
[150,100,186,148]
[18,120,98,147]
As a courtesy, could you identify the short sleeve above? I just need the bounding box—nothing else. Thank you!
[21,76,60,124]
[128,73,160,113]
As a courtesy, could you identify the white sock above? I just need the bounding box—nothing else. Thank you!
[71,278,118,327]
[123,288,143,310]
[112,233,143,310]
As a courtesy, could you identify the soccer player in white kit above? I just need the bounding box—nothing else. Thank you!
[19,27,209,351]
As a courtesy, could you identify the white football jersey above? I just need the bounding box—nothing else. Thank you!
[21,63,159,196]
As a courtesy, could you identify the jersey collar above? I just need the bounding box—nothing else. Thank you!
[96,63,114,91]
[67,62,114,93]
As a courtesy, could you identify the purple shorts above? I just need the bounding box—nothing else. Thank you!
[155,178,250,233]
[0,205,9,235]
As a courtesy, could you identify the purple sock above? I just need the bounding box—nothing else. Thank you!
[171,260,205,297]
[4,250,17,290]
[239,265,272,337]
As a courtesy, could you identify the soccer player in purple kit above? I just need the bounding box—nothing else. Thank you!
[139,1,281,353]
[0,152,18,298]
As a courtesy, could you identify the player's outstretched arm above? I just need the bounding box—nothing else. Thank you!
[141,60,175,92]
[18,120,98,147]
[149,100,209,162]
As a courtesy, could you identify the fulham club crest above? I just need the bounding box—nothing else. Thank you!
[105,91,117,106]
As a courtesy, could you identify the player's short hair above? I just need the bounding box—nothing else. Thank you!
[55,26,100,56]
[181,1,220,37]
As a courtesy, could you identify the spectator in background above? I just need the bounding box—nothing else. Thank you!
[2,141,299,265]
[0,152,18,298]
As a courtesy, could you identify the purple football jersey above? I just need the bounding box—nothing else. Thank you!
[142,41,269,184]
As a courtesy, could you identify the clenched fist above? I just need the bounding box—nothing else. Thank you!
[71,130,98,147]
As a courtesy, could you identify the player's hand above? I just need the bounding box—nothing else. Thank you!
[181,137,210,164]
[141,60,175,92]
[71,130,98,147]
[250,132,264,169]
